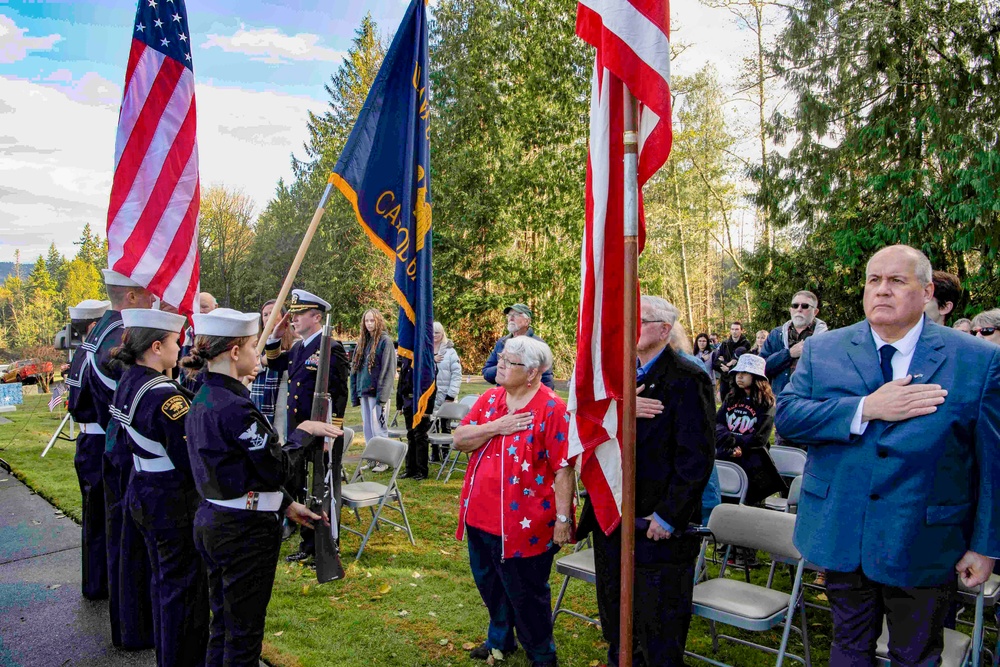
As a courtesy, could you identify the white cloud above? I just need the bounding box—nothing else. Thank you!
[0,75,323,262]
[39,69,121,107]
[0,14,62,64]
[202,26,345,64]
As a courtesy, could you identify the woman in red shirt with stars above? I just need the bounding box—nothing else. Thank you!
[453,336,576,667]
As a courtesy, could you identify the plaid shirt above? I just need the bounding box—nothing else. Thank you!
[250,366,282,423]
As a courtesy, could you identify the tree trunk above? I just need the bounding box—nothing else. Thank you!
[672,164,695,331]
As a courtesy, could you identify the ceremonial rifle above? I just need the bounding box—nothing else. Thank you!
[308,315,345,583]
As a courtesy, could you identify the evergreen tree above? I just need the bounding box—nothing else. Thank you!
[62,259,105,310]
[46,243,66,291]
[756,0,1000,322]
[75,223,106,269]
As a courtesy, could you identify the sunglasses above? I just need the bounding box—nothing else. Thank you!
[789,303,814,310]
[973,327,997,337]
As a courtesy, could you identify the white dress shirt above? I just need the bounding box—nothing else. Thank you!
[849,318,924,435]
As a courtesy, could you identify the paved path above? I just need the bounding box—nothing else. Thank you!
[0,473,155,667]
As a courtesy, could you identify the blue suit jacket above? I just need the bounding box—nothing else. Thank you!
[776,317,1000,587]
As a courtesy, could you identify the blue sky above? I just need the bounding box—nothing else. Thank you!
[0,0,757,263]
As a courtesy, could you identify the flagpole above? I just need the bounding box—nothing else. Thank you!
[620,87,639,667]
[255,180,335,355]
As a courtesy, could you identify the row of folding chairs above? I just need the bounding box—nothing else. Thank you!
[385,394,480,482]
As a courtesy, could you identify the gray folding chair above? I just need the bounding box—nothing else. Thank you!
[432,401,471,482]
[387,408,408,439]
[764,446,807,511]
[458,394,480,408]
[955,574,999,667]
[551,546,599,626]
[766,475,803,513]
[716,460,749,504]
[339,436,415,559]
[874,583,983,667]
[339,427,355,482]
[686,504,812,667]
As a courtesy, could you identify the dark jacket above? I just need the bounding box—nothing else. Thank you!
[712,335,750,375]
[715,392,775,458]
[265,331,349,432]
[481,327,555,389]
[579,346,716,537]
[760,319,829,395]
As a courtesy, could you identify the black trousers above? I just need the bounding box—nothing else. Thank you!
[75,432,108,600]
[195,503,282,667]
[826,569,954,667]
[103,442,155,650]
[129,481,208,667]
[403,406,431,477]
[593,527,700,667]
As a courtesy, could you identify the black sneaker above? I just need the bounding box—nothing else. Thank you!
[285,550,312,563]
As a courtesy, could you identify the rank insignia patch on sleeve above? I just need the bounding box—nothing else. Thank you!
[161,395,190,420]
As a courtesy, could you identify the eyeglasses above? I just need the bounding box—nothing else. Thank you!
[497,354,526,367]
[973,327,997,337]
[641,319,665,325]
[790,303,814,310]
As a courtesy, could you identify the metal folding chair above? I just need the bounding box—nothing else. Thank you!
[551,546,599,626]
[714,461,752,581]
[339,427,355,482]
[764,446,807,512]
[955,574,1000,667]
[432,401,471,482]
[339,436,415,559]
[686,504,812,667]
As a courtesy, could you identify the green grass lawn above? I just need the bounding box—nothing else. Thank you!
[2,386,843,667]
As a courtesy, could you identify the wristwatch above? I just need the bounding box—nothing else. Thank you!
[556,514,570,524]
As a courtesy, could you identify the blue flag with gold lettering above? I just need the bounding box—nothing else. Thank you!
[331,0,435,421]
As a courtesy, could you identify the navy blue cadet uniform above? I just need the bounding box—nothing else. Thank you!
[112,365,208,667]
[83,310,155,649]
[264,331,348,555]
[187,372,311,667]
[65,344,108,600]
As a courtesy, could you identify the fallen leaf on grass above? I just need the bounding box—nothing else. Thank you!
[462,643,477,651]
[816,593,828,601]
[412,571,422,578]
[307,618,318,622]
[273,631,284,637]
[410,583,418,587]
[396,610,409,617]
[377,583,392,595]
[491,648,505,661]
[365,571,373,578]
[589,661,600,667]
[301,585,310,595]
[438,638,449,646]
[329,596,341,602]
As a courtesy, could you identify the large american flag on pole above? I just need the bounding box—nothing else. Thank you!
[568,0,673,534]
[106,0,200,315]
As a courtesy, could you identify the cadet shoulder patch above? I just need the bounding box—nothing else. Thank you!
[161,395,190,420]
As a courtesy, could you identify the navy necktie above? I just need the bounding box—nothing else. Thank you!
[879,344,897,385]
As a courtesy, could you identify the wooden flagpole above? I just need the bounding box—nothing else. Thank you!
[256,179,336,355]
[619,88,639,667]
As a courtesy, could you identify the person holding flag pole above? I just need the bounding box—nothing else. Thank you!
[568,1,714,666]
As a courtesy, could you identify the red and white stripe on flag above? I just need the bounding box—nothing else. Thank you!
[106,0,200,315]
[569,0,672,535]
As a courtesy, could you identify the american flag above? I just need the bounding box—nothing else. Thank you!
[568,0,673,534]
[106,0,200,315]
[48,384,66,412]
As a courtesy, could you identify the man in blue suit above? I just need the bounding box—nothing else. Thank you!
[776,245,999,666]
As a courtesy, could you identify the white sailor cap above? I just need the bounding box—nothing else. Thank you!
[192,308,260,338]
[121,308,187,334]
[102,269,143,288]
[69,299,111,321]
[289,289,330,313]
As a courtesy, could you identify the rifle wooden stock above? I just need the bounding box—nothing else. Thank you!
[309,317,345,583]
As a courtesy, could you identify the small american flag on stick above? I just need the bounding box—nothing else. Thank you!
[48,384,66,412]
[106,0,200,314]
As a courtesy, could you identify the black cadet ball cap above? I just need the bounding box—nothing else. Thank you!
[503,303,532,319]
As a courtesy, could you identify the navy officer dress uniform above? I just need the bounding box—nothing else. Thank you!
[65,299,111,600]
[264,289,348,559]
[186,309,313,667]
[86,270,155,649]
[111,308,208,667]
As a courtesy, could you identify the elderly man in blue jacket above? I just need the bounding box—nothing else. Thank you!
[776,245,999,666]
[481,303,554,389]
